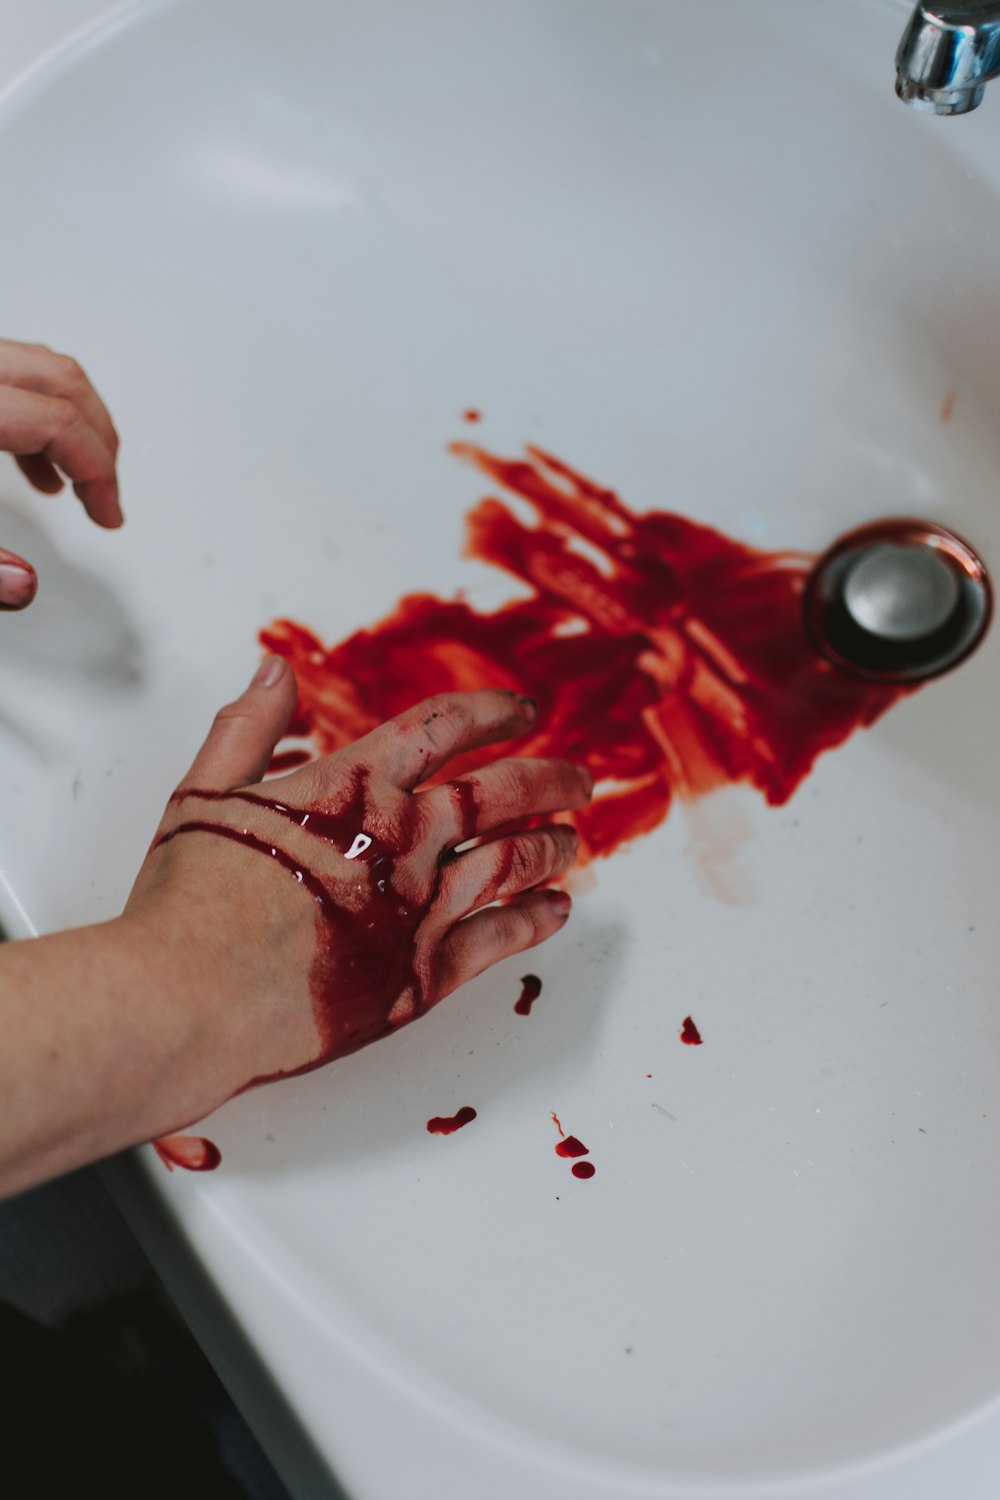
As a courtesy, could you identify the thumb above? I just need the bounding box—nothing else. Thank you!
[0,547,37,611]
[184,656,299,791]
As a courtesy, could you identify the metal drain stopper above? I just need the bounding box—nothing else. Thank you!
[804,519,991,682]
[842,543,960,641]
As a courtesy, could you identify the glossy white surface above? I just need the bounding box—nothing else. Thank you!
[2,1,1000,1496]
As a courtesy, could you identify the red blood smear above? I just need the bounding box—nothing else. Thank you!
[152,441,920,1121]
[680,1015,703,1046]
[426,1106,478,1135]
[555,1135,589,1158]
[153,1135,222,1172]
[515,974,542,1015]
[551,1110,564,1136]
[155,767,435,1078]
[572,1161,597,1180]
[260,443,914,867]
[463,409,482,423]
[266,747,313,774]
[447,777,480,843]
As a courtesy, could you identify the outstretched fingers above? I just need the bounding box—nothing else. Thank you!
[435,823,578,920]
[435,889,573,998]
[1,384,120,528]
[429,756,592,846]
[363,689,539,790]
[0,335,122,529]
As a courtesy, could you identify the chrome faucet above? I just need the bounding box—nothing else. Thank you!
[896,3,1000,114]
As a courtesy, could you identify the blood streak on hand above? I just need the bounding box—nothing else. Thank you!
[154,771,441,1076]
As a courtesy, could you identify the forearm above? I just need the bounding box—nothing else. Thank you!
[0,679,586,1199]
[0,914,236,1198]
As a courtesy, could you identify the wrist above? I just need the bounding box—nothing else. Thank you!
[0,912,236,1196]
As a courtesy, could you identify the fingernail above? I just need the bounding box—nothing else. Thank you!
[252,654,286,687]
[549,890,572,918]
[518,694,538,721]
[575,763,594,796]
[0,561,37,610]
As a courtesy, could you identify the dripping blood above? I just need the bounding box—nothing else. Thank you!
[555,1135,589,1159]
[153,1135,221,1172]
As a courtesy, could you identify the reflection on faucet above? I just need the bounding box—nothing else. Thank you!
[896,2,1000,115]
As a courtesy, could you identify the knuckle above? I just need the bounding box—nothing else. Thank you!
[483,905,514,949]
[492,758,532,808]
[212,700,253,732]
[50,395,78,432]
[488,901,537,951]
[511,759,538,799]
[56,353,86,388]
[541,826,574,874]
[505,836,544,890]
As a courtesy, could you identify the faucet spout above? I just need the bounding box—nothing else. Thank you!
[896,3,1000,114]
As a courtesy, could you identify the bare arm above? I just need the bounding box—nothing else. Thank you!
[0,665,589,1198]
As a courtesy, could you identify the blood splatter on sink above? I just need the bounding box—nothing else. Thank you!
[262,441,913,862]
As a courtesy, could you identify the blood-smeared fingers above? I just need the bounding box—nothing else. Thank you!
[361,689,538,790]
[428,756,592,845]
[434,888,572,997]
[434,823,578,919]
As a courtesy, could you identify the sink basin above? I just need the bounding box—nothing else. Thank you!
[2,1,1000,1495]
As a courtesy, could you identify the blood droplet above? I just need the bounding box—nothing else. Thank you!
[153,1135,222,1172]
[515,974,542,1015]
[555,1135,589,1158]
[426,1106,478,1135]
[680,1015,703,1046]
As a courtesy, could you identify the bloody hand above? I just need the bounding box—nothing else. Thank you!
[127,662,591,1105]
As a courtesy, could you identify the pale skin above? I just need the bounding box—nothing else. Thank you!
[0,344,588,1200]
[0,337,122,608]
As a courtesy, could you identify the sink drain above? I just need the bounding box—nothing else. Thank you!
[803,519,991,682]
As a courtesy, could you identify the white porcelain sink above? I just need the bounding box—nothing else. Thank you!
[3,1,1000,1496]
